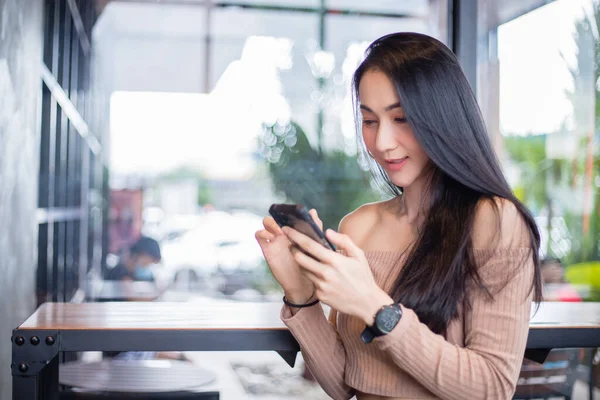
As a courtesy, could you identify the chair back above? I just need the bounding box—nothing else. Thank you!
[513,348,581,400]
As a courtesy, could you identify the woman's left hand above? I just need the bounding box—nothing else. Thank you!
[283,227,394,325]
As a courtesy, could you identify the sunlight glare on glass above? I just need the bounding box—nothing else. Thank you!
[110,35,295,180]
[498,0,587,135]
[211,35,293,127]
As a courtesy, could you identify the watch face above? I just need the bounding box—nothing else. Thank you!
[375,306,402,334]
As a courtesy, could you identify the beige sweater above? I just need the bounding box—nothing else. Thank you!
[282,248,534,400]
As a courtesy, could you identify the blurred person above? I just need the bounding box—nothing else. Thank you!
[541,257,582,302]
[104,236,191,362]
[541,257,564,284]
[541,258,565,284]
[105,236,161,282]
[256,32,542,400]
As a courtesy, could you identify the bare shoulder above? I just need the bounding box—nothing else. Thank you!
[338,200,390,247]
[472,196,532,249]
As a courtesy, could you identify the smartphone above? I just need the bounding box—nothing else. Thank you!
[269,204,336,251]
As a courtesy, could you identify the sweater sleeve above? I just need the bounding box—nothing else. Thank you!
[373,200,535,399]
[281,303,356,400]
[375,249,533,399]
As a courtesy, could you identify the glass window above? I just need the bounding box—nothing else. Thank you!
[95,0,448,301]
[219,0,320,7]
[478,0,600,303]
[326,0,430,16]
[478,5,599,397]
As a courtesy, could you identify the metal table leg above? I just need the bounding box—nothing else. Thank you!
[12,355,59,400]
[12,330,59,400]
[13,374,38,399]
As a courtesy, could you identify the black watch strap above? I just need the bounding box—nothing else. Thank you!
[361,303,402,344]
[361,325,377,344]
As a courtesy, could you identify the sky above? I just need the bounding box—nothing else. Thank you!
[110,0,592,177]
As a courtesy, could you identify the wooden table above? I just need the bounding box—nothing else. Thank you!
[11,301,600,400]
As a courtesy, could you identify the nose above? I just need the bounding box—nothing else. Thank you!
[375,120,397,153]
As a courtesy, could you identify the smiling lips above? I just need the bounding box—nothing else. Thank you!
[384,157,408,171]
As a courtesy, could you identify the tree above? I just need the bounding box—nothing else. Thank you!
[504,5,600,264]
[561,4,600,263]
[503,134,548,212]
[262,121,379,231]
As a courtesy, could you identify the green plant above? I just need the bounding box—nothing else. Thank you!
[504,6,600,265]
[262,121,379,231]
[503,135,548,212]
[562,5,600,264]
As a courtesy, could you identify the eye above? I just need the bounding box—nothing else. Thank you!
[395,117,408,123]
[363,120,377,126]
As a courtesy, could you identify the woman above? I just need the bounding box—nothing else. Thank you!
[255,32,541,400]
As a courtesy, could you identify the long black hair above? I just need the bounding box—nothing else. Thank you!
[353,32,542,334]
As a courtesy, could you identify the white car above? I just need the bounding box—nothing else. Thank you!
[156,210,267,294]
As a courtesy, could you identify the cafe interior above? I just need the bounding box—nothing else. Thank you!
[1,0,600,398]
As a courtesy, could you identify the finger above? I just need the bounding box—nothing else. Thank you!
[284,226,335,264]
[308,209,323,231]
[255,229,275,245]
[298,271,329,304]
[263,216,284,235]
[300,269,321,286]
[290,245,329,278]
[325,229,364,259]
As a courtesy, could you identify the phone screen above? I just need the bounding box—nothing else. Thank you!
[269,204,336,251]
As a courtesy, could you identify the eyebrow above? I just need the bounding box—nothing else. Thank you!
[360,102,402,113]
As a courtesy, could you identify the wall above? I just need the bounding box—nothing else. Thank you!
[0,0,44,397]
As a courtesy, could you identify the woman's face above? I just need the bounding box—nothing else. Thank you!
[358,69,431,188]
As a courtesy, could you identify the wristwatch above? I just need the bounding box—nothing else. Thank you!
[361,303,403,344]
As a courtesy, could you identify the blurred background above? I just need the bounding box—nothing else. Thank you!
[96,0,444,301]
[1,0,599,398]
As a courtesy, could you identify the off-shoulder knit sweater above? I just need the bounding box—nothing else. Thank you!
[281,248,534,400]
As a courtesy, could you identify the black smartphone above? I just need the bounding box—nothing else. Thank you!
[269,204,336,251]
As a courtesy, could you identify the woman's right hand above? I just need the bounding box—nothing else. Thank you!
[255,209,322,304]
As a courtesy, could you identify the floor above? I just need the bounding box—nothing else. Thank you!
[186,352,600,400]
[573,380,600,400]
[184,351,328,399]
[186,350,600,400]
